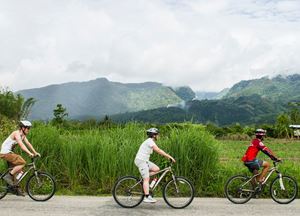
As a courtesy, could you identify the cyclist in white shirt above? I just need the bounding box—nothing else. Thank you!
[0,120,40,196]
[134,128,176,203]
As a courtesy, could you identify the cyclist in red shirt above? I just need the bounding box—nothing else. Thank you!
[242,129,280,186]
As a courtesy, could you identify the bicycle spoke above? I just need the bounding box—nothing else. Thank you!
[113,176,144,208]
[225,175,254,204]
[270,176,298,204]
[26,173,56,201]
[0,176,8,199]
[163,177,194,209]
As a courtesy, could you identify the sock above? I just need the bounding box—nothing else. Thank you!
[145,194,149,198]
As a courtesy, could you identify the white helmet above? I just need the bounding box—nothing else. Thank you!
[19,120,32,128]
[146,128,159,137]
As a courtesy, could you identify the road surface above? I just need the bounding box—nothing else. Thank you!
[0,196,299,216]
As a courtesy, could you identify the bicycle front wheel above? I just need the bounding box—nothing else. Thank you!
[270,175,298,204]
[26,172,56,201]
[0,174,8,200]
[112,176,144,208]
[163,176,195,209]
[224,175,254,204]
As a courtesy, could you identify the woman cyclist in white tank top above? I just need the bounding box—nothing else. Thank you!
[0,120,40,189]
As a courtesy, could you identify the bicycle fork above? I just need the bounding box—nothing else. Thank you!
[171,174,180,194]
[277,173,286,190]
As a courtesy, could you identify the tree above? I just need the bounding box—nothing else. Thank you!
[20,97,36,120]
[0,88,22,119]
[52,104,68,125]
[275,114,291,138]
[288,102,300,124]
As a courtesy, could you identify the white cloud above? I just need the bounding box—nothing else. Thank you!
[0,0,299,92]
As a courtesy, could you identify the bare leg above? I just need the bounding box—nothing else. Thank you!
[10,165,24,175]
[143,177,150,195]
[258,161,270,183]
[251,170,259,185]
[149,164,160,176]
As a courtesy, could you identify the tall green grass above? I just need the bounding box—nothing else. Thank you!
[5,123,218,195]
[1,121,299,197]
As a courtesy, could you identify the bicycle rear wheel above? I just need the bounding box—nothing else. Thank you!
[270,175,298,204]
[112,176,144,208]
[224,175,254,204]
[26,172,56,201]
[163,176,195,209]
[0,174,8,200]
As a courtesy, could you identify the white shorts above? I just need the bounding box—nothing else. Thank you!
[134,158,157,179]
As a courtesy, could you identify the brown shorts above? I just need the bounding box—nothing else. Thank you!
[0,153,26,166]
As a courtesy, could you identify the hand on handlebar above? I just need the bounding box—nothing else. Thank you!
[169,157,176,163]
[274,158,282,163]
[34,152,41,157]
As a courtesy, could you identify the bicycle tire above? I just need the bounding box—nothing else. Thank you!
[0,173,8,200]
[270,175,298,204]
[224,175,254,204]
[163,176,195,209]
[26,172,56,201]
[112,176,144,208]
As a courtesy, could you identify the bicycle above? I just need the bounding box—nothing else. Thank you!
[112,162,195,209]
[224,161,298,204]
[0,156,56,201]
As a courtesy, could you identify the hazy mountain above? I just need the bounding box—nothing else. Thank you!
[223,74,300,102]
[195,88,229,100]
[112,74,300,125]
[18,78,182,120]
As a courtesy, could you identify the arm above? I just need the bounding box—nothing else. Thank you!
[261,147,278,161]
[24,137,39,155]
[258,141,278,161]
[152,145,176,163]
[14,133,34,157]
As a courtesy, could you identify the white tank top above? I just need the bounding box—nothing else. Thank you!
[0,133,22,154]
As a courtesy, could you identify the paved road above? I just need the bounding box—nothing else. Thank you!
[0,196,299,216]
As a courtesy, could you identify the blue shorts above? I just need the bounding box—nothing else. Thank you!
[244,159,263,173]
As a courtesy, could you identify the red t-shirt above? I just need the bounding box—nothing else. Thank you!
[242,139,266,162]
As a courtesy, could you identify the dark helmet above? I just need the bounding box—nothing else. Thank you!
[255,129,266,136]
[19,120,32,128]
[146,128,159,137]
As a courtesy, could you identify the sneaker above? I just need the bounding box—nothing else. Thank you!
[15,186,25,197]
[143,195,157,203]
[254,183,263,194]
[3,173,14,186]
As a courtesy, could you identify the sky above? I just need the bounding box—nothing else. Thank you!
[0,0,300,92]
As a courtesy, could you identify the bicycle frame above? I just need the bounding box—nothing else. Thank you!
[242,162,285,191]
[129,165,176,194]
[0,157,39,186]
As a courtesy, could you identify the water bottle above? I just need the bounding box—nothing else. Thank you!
[16,171,24,180]
[150,178,157,188]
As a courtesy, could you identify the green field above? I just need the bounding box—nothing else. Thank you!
[0,123,299,197]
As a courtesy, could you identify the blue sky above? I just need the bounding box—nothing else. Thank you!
[0,0,299,91]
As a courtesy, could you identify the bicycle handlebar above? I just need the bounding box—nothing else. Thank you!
[273,160,282,166]
[30,155,41,162]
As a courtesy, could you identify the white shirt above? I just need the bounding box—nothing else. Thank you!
[1,136,17,154]
[135,138,157,161]
[0,132,23,154]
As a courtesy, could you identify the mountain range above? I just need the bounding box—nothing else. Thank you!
[18,78,182,120]
[18,74,300,125]
[112,74,300,125]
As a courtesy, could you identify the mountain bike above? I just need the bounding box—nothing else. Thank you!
[224,161,298,204]
[112,162,195,209]
[0,156,56,201]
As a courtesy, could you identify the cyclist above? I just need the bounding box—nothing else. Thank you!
[242,129,280,190]
[134,128,176,203]
[0,120,40,195]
